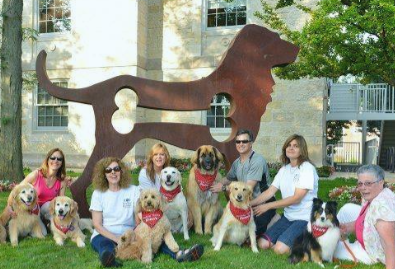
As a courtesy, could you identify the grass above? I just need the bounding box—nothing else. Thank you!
[0,175,383,269]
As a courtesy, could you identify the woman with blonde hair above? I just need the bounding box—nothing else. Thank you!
[251,134,319,255]
[8,148,69,235]
[138,143,170,190]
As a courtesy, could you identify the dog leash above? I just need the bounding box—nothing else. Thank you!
[333,239,357,268]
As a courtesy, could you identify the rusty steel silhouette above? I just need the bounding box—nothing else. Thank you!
[36,24,299,217]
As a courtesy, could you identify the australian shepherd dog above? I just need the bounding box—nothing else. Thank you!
[289,198,341,268]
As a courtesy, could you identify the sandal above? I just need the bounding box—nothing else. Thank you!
[176,244,204,262]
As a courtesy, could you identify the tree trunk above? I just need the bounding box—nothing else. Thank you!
[0,0,24,181]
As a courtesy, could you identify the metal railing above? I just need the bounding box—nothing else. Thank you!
[326,142,361,166]
[384,147,395,172]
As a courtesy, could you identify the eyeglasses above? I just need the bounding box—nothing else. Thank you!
[235,140,250,144]
[105,166,121,174]
[49,156,63,162]
[356,179,382,188]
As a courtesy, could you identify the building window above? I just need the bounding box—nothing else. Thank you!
[39,0,71,33]
[207,94,231,129]
[207,0,246,28]
[36,81,68,128]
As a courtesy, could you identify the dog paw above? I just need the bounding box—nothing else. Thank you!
[252,247,259,253]
[55,240,64,246]
[184,235,190,241]
[214,246,221,251]
[141,258,152,264]
[11,241,18,247]
[77,241,86,248]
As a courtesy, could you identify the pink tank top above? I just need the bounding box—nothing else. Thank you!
[355,202,370,249]
[34,170,62,207]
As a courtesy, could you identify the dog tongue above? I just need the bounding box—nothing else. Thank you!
[59,215,65,220]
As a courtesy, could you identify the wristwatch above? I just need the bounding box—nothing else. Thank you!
[221,184,227,192]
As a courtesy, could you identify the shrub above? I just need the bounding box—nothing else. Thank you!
[0,180,17,192]
[316,166,335,178]
[170,158,192,173]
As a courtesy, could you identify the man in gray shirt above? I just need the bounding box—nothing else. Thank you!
[211,129,276,236]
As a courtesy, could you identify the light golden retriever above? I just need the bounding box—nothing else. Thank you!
[49,196,86,247]
[210,181,258,253]
[0,209,9,244]
[187,145,223,234]
[133,189,179,263]
[116,229,144,261]
[4,183,44,246]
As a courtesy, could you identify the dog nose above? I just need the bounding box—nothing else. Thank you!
[59,209,64,214]
[147,201,152,206]
[321,217,325,221]
[166,174,171,180]
[27,195,33,202]
[237,194,242,200]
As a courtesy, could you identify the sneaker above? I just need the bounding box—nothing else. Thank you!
[100,250,122,268]
[176,244,204,262]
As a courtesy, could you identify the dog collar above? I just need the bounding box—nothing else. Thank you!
[230,202,251,225]
[311,224,329,238]
[160,185,181,202]
[54,219,74,234]
[29,204,40,215]
[142,209,163,228]
[194,169,217,192]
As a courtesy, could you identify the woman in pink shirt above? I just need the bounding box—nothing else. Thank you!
[334,164,395,269]
[8,148,68,235]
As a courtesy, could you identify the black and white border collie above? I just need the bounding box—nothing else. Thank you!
[289,198,341,268]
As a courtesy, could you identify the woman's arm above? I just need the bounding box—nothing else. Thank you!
[253,188,308,216]
[91,210,120,244]
[59,181,66,196]
[376,220,395,269]
[250,185,278,206]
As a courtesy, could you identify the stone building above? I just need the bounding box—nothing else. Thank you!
[20,0,326,168]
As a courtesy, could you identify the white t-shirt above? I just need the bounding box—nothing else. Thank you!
[138,168,160,190]
[271,162,319,221]
[90,185,141,240]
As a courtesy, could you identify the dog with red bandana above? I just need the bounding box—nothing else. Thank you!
[289,198,341,267]
[159,166,189,240]
[187,145,223,235]
[210,181,258,252]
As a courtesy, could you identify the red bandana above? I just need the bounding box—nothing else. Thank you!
[311,224,329,238]
[195,169,217,192]
[142,209,163,228]
[160,185,181,202]
[54,220,74,234]
[230,202,251,225]
[29,204,40,215]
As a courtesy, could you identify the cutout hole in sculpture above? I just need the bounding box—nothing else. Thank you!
[208,93,232,142]
[112,88,138,134]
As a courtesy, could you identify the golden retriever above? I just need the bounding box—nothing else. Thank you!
[0,209,9,243]
[49,196,86,247]
[134,189,179,263]
[4,183,44,246]
[116,229,144,261]
[211,181,258,253]
[187,145,223,234]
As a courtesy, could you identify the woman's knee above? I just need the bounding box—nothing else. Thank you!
[257,238,271,250]
[273,242,290,255]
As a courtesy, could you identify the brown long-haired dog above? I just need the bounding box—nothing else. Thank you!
[0,208,9,243]
[133,189,179,263]
[211,182,258,252]
[3,183,44,246]
[49,196,86,247]
[187,145,223,235]
[116,229,144,261]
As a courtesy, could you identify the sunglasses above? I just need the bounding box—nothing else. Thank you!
[356,179,382,188]
[49,156,63,161]
[105,166,121,174]
[235,140,250,144]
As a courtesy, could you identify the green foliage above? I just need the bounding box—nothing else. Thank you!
[255,0,395,86]
[316,165,334,177]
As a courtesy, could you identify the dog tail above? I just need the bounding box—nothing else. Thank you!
[79,218,94,233]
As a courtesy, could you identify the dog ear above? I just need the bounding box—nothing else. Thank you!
[49,199,56,216]
[159,196,166,212]
[70,201,79,217]
[135,198,142,213]
[313,198,323,207]
[326,201,338,212]
[191,147,201,168]
[247,184,253,202]
[213,147,224,167]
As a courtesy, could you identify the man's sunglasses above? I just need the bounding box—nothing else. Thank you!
[105,166,122,174]
[235,140,250,144]
[49,156,63,161]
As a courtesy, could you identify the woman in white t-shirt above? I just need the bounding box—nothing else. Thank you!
[250,134,319,255]
[138,143,170,190]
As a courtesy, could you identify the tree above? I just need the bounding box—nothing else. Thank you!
[254,0,395,86]
[0,0,24,181]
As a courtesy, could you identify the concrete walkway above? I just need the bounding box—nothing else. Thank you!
[327,171,395,183]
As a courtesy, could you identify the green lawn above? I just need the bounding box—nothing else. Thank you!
[0,176,383,269]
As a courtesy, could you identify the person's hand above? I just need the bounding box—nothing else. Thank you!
[65,176,73,187]
[339,222,354,235]
[210,182,223,193]
[253,203,271,216]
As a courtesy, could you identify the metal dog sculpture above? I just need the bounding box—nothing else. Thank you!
[36,24,299,217]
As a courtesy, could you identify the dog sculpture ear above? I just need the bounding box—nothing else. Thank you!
[70,201,79,217]
[49,199,56,216]
[213,147,224,167]
[191,147,201,168]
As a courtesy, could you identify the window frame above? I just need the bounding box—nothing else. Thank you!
[205,0,247,30]
[36,0,71,36]
[206,94,232,133]
[33,80,69,131]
